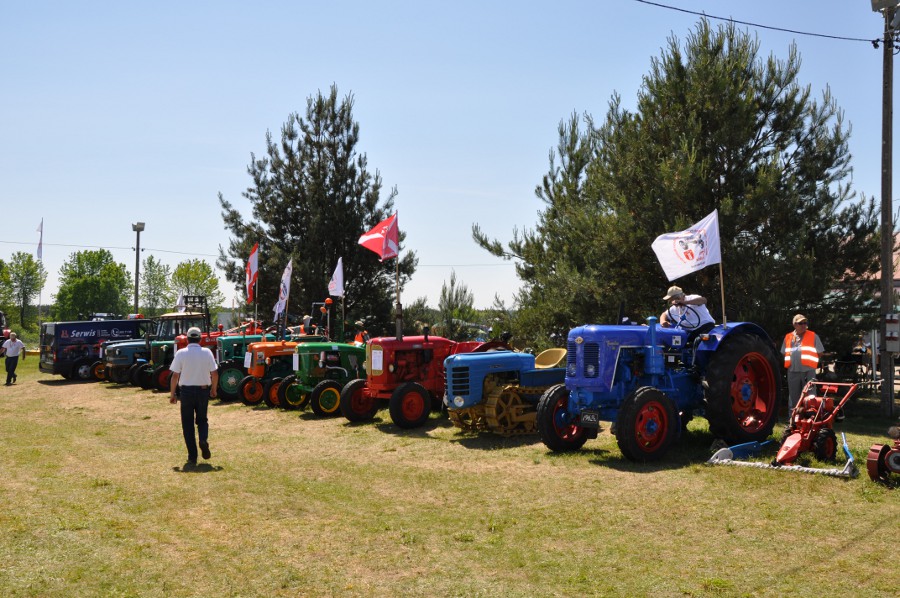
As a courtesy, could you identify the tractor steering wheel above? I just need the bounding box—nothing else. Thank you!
[666,304,701,330]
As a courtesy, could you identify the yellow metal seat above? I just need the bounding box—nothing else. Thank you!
[534,348,566,369]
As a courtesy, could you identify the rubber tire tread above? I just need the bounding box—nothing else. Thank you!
[339,378,378,422]
[536,383,588,452]
[703,333,780,444]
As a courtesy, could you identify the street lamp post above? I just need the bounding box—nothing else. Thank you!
[132,222,145,314]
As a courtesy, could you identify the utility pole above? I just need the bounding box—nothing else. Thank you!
[874,1,898,417]
[132,222,145,315]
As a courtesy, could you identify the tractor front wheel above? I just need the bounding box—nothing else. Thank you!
[536,384,588,452]
[90,361,106,381]
[138,364,156,390]
[263,377,283,408]
[278,375,309,410]
[239,376,265,406]
[704,333,780,444]
[217,364,245,401]
[154,366,172,392]
[127,363,145,386]
[340,378,378,422]
[310,380,343,417]
[389,382,431,428]
[616,387,679,462]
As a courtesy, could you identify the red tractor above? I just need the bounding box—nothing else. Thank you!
[339,327,508,429]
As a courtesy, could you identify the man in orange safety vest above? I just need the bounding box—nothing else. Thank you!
[780,314,825,413]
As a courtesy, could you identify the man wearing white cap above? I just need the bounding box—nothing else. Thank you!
[169,327,218,470]
[780,314,824,412]
[659,285,716,339]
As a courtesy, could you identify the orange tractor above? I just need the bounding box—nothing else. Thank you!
[340,327,509,429]
[238,334,324,407]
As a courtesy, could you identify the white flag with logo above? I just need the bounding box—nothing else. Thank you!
[651,209,721,281]
[328,257,344,297]
[273,258,293,315]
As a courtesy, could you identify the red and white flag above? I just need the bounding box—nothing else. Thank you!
[246,242,259,302]
[651,209,722,281]
[358,213,399,261]
[328,257,344,297]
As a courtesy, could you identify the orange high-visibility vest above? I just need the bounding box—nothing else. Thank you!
[783,331,819,369]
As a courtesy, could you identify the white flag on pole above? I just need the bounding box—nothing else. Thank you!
[651,209,722,281]
[273,258,293,315]
[328,257,344,297]
[175,292,186,313]
[36,219,43,260]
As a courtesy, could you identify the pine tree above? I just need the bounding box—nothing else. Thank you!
[218,85,416,333]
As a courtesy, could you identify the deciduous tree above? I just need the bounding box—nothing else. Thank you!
[139,255,171,317]
[54,250,130,320]
[7,252,47,326]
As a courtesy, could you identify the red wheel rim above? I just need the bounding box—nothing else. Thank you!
[350,388,373,414]
[728,351,776,434]
[268,384,281,405]
[246,380,263,402]
[401,391,425,421]
[551,394,582,441]
[634,400,668,452]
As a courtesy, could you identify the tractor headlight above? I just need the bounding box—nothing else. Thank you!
[567,363,576,377]
[585,364,596,377]
[453,396,465,408]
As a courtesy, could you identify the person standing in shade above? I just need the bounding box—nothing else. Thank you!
[169,327,218,469]
[780,314,825,413]
[1,332,26,386]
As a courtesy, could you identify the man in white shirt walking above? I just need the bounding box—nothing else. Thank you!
[169,327,218,469]
[1,332,26,386]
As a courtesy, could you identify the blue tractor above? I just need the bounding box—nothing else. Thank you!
[444,348,567,436]
[537,317,782,461]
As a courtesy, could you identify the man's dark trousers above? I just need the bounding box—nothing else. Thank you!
[5,356,19,385]
[179,386,209,461]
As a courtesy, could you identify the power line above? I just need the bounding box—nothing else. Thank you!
[633,0,878,44]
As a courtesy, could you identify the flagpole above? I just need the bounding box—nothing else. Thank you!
[394,253,402,340]
[718,262,727,329]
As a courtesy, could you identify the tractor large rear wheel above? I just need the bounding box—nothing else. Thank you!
[138,364,156,389]
[536,384,588,452]
[278,374,309,410]
[704,333,780,444]
[127,363,145,386]
[616,387,679,462]
[389,382,431,428]
[340,378,378,422]
[310,380,342,417]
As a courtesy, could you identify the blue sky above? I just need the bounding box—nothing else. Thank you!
[0,1,890,310]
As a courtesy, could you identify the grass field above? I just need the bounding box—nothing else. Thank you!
[0,358,897,597]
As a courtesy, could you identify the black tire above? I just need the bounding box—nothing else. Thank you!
[536,383,588,452]
[217,363,244,401]
[277,374,309,410]
[616,387,679,462]
[388,382,431,428]
[106,365,127,384]
[239,376,265,406]
[263,377,283,408]
[73,358,94,381]
[340,378,378,422]
[812,428,838,462]
[138,364,156,390]
[310,380,343,417]
[704,333,780,444]
[127,362,145,386]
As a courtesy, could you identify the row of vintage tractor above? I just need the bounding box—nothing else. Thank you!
[81,296,899,481]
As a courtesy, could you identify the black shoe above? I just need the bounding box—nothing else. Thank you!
[4,383,10,386]
[183,459,197,470]
[12,374,16,383]
[200,442,211,460]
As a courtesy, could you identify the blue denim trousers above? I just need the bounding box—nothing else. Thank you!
[179,385,209,461]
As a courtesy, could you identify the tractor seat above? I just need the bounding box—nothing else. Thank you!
[535,348,566,369]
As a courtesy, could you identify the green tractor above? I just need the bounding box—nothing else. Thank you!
[277,341,366,416]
